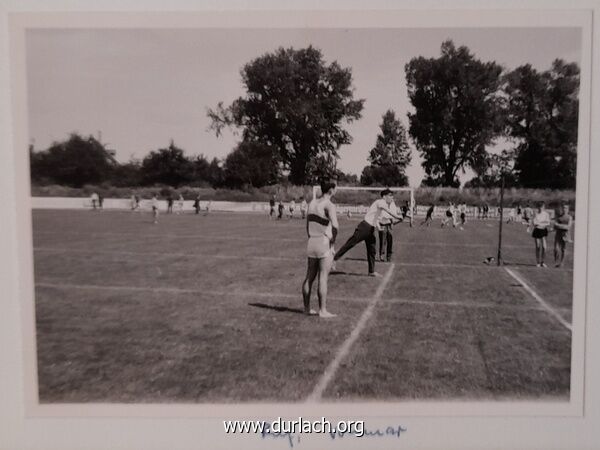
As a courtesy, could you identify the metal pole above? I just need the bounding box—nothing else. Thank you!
[497,172,505,266]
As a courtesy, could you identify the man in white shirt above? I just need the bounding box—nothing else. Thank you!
[333,189,403,276]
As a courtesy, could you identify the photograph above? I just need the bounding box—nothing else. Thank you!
[3,4,600,450]
[25,24,583,406]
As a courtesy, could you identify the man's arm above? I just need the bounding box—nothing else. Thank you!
[381,205,403,223]
[325,202,339,244]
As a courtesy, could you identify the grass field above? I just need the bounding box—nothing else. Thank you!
[32,208,573,403]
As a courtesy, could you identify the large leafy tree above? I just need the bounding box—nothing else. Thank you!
[208,46,364,185]
[222,141,280,188]
[30,133,116,187]
[504,60,579,189]
[140,141,195,187]
[405,40,505,187]
[360,110,411,186]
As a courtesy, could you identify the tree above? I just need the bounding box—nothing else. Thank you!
[405,40,505,187]
[360,110,411,186]
[464,150,518,188]
[504,60,579,189]
[140,141,194,187]
[30,133,116,187]
[222,141,280,188]
[111,159,142,187]
[208,46,364,185]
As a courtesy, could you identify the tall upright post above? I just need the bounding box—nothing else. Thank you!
[497,172,505,266]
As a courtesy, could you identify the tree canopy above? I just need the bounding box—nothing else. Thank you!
[504,60,579,189]
[360,110,411,186]
[30,133,116,187]
[406,40,505,187]
[207,46,364,185]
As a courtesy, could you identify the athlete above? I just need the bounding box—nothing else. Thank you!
[90,192,99,210]
[532,202,551,267]
[523,203,533,233]
[377,199,397,262]
[176,194,184,214]
[459,203,467,230]
[289,199,296,218]
[302,179,338,318]
[553,203,573,268]
[277,201,284,220]
[151,194,160,224]
[300,197,308,219]
[166,194,174,214]
[420,204,435,227]
[441,202,454,228]
[334,189,403,276]
[269,196,276,219]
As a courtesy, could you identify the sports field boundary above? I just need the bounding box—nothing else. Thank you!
[305,263,396,402]
[504,267,572,331]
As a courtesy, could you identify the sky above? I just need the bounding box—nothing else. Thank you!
[26,27,581,186]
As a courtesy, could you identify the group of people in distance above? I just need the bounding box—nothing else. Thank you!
[301,181,403,318]
[125,193,210,224]
[269,196,309,220]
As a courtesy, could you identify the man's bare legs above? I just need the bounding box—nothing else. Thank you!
[302,256,336,318]
[317,255,336,318]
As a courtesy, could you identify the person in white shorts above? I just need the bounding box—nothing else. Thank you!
[176,194,185,214]
[151,194,159,224]
[302,179,339,318]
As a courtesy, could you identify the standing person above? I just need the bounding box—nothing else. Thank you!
[377,199,397,262]
[269,196,276,219]
[532,202,551,267]
[302,179,339,318]
[277,201,284,220]
[90,192,99,210]
[130,194,137,211]
[193,195,200,215]
[151,194,160,224]
[334,189,403,276]
[98,194,104,210]
[135,194,140,210]
[523,203,533,233]
[176,194,185,214]
[553,203,573,268]
[459,203,467,229]
[289,198,296,218]
[166,194,174,214]
[300,197,308,219]
[420,204,435,227]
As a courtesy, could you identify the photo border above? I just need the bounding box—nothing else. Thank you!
[2,2,599,449]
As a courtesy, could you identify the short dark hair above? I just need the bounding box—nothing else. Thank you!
[380,188,392,197]
[320,179,336,195]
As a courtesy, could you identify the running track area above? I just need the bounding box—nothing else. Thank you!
[32,209,573,402]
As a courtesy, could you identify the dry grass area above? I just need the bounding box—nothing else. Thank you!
[32,208,573,402]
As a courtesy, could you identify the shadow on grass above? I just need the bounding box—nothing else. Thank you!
[330,270,372,277]
[248,303,305,315]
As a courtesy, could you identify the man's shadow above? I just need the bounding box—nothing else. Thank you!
[248,302,305,314]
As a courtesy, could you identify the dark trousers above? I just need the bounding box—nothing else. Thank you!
[378,224,393,259]
[334,220,376,274]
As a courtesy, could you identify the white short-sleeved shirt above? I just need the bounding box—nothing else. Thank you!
[364,199,389,226]
[533,210,551,228]
[378,202,397,225]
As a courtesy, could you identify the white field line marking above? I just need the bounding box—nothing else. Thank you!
[35,247,572,271]
[306,263,396,403]
[34,230,536,248]
[504,267,572,331]
[36,280,552,315]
